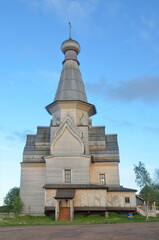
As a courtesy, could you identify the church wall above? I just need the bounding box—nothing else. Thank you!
[44,189,136,210]
[20,163,45,215]
[90,162,120,186]
[107,191,136,208]
[53,128,83,154]
[50,126,58,143]
[52,108,89,126]
[74,189,107,207]
[45,156,91,184]
[61,109,77,123]
[45,189,56,207]
[78,126,89,154]
[50,125,89,155]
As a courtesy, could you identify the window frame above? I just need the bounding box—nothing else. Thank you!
[64,169,71,183]
[99,174,106,185]
[125,197,130,203]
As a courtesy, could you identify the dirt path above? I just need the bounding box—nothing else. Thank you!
[1,222,159,240]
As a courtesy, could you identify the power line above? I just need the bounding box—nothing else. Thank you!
[88,64,159,115]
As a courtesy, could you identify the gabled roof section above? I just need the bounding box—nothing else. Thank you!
[23,127,50,162]
[55,189,75,199]
[89,127,120,162]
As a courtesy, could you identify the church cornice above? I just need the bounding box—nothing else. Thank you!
[46,100,96,117]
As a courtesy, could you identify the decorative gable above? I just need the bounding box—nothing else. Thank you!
[51,115,84,155]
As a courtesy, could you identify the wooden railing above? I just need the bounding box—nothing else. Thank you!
[137,206,157,217]
[136,207,146,216]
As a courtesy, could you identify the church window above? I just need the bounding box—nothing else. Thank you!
[99,174,106,185]
[125,197,130,203]
[65,169,71,183]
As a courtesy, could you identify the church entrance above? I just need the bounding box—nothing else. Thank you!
[55,189,75,221]
[59,199,70,220]
[60,199,70,207]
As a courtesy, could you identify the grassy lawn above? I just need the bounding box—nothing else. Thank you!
[0,212,159,227]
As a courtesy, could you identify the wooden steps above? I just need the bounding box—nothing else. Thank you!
[59,207,70,221]
[136,207,146,216]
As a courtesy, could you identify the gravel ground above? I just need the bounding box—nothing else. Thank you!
[1,222,159,240]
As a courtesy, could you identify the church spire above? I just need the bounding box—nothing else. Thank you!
[46,35,96,118]
[54,36,88,102]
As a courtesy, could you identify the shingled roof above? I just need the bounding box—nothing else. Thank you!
[55,189,75,199]
[23,127,50,162]
[54,38,88,103]
[89,127,120,162]
[44,184,108,189]
[108,186,137,192]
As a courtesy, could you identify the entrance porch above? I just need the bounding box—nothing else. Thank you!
[55,189,75,221]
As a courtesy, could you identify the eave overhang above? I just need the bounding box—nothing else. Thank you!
[46,100,96,117]
[107,186,137,192]
[43,184,108,189]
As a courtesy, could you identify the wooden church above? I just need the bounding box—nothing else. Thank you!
[20,34,136,220]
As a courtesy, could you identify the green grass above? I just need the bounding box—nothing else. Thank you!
[0,212,159,227]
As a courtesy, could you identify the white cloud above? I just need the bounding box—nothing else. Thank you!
[104,0,123,18]
[133,14,159,53]
[22,0,98,27]
[140,16,156,31]
[137,16,156,42]
[43,0,97,18]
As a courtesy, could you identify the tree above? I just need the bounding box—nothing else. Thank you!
[134,162,152,189]
[12,196,23,215]
[134,162,154,220]
[155,168,159,188]
[3,187,23,215]
[153,169,159,207]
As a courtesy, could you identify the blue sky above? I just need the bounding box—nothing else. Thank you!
[0,0,159,205]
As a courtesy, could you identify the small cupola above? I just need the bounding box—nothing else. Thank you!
[61,39,80,65]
